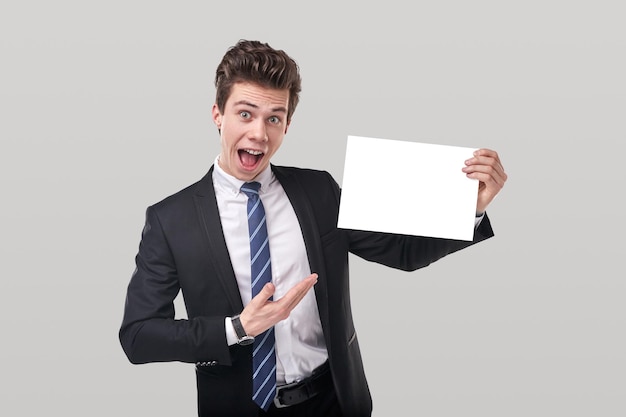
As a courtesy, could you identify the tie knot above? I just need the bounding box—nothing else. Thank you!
[241,182,261,198]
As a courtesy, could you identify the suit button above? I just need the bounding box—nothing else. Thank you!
[196,360,218,367]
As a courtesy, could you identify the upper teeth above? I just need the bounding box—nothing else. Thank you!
[244,149,263,155]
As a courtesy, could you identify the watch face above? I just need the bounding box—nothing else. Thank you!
[239,336,255,346]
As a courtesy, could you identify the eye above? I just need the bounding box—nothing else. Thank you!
[268,116,281,124]
[239,111,251,119]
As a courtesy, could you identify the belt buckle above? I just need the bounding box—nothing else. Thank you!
[273,380,301,409]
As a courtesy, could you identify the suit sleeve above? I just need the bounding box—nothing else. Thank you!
[321,170,495,270]
[347,216,494,270]
[119,206,232,365]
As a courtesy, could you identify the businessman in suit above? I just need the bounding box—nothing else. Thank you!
[119,40,507,417]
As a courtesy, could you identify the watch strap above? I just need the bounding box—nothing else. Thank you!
[232,314,252,339]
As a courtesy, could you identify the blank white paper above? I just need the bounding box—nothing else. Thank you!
[337,135,479,241]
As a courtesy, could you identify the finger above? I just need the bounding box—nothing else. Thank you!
[283,274,317,308]
[474,148,498,158]
[463,157,507,185]
[465,149,505,175]
[465,164,507,187]
[472,148,501,162]
[278,273,318,311]
[248,282,276,308]
[471,172,506,194]
[464,154,504,174]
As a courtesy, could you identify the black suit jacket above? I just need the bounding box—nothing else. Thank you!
[119,165,494,417]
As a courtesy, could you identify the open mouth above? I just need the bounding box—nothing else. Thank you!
[238,149,264,169]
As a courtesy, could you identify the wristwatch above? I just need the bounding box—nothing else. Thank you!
[231,314,255,346]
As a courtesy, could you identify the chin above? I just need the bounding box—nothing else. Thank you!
[236,169,259,181]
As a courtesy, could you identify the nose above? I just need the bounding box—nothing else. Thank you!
[248,118,268,142]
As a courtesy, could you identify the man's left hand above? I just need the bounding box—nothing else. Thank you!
[462,148,507,214]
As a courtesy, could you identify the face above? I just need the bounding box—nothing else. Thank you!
[213,82,291,181]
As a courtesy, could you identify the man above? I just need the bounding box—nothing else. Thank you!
[119,39,507,417]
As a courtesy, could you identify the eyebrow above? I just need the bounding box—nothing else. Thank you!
[233,100,287,114]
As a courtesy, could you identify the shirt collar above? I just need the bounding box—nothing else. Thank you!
[212,155,274,195]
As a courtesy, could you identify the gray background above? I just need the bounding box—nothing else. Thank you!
[1,1,624,416]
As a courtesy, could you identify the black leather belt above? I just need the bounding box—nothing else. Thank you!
[273,361,332,408]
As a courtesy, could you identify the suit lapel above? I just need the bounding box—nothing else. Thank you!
[193,166,244,313]
[272,166,331,340]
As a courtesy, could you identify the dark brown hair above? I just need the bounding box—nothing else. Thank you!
[214,40,302,122]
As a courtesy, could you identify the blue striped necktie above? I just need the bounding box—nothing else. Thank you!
[240,182,276,411]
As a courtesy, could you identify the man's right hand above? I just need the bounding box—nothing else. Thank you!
[239,273,318,337]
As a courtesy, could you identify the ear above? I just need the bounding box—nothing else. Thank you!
[212,104,222,128]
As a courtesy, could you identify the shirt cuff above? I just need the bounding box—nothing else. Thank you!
[474,212,485,228]
[224,317,238,346]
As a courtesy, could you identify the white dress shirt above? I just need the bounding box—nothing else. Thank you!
[212,157,328,385]
[212,156,485,384]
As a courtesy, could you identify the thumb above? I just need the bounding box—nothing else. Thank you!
[258,282,275,301]
[249,282,275,308]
